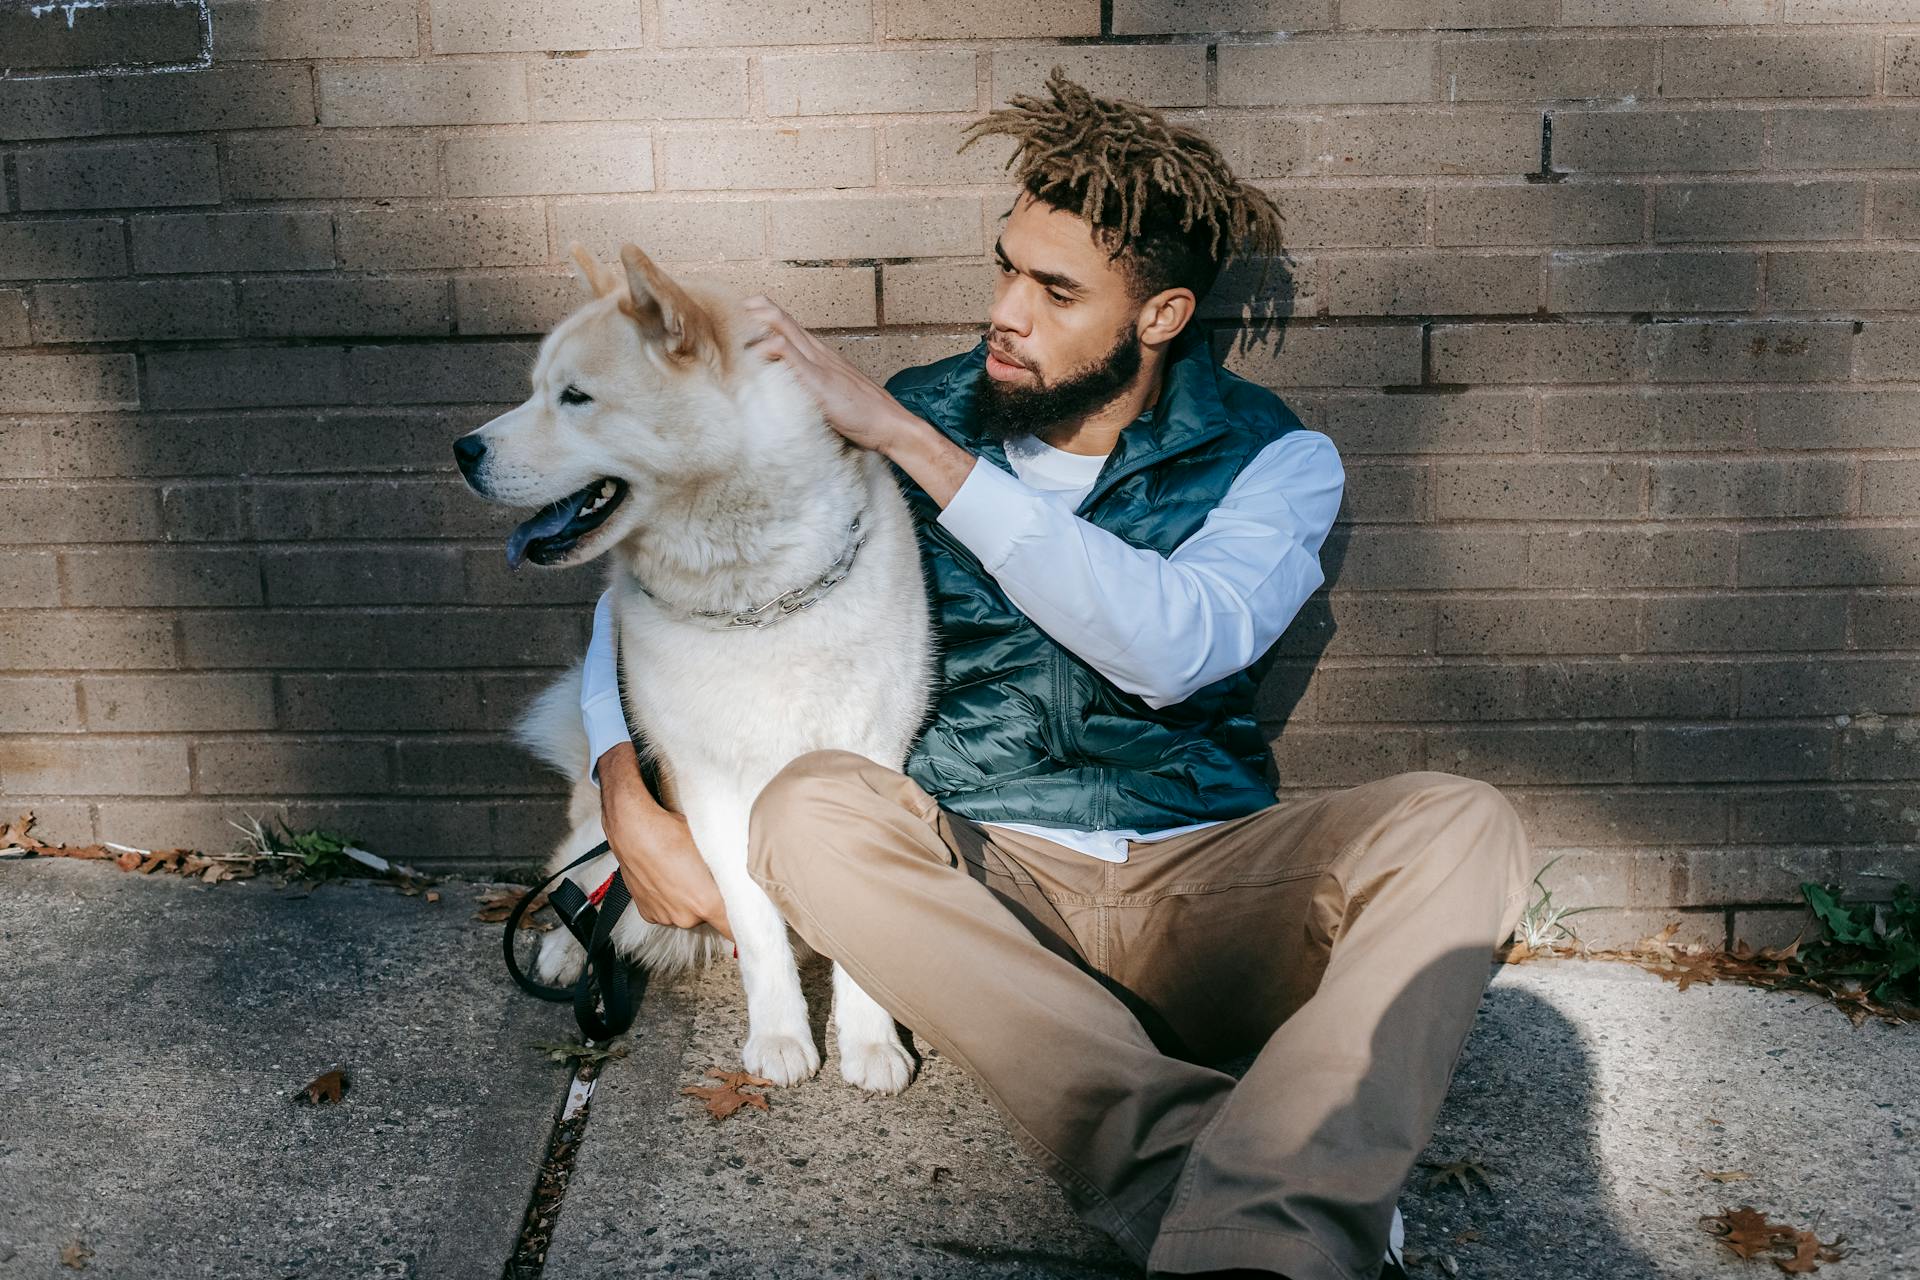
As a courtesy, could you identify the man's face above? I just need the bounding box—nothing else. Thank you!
[975,192,1153,444]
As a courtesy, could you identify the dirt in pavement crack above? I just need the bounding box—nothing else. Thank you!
[502,1061,603,1280]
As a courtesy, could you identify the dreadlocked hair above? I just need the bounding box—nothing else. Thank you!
[958,64,1285,305]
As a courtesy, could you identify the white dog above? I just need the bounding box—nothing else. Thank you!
[455,243,936,1093]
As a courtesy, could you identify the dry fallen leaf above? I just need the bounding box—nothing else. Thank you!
[1512,923,1911,1027]
[1419,1158,1501,1196]
[1700,1206,1849,1274]
[1,811,51,853]
[680,1067,774,1120]
[297,1069,348,1105]
[476,888,553,929]
[60,1240,92,1270]
[1702,1168,1753,1183]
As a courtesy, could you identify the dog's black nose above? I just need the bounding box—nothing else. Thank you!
[453,434,487,476]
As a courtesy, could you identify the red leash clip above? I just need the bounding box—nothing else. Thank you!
[588,872,739,958]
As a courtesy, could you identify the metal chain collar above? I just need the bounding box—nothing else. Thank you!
[633,509,869,630]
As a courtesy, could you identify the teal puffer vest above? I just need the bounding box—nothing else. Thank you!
[883,325,1307,832]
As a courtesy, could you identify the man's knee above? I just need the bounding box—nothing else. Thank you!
[1418,771,1531,895]
[1374,770,1531,888]
[746,748,877,886]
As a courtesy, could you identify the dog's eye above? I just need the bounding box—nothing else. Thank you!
[559,385,593,406]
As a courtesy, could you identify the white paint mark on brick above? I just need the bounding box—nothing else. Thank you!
[29,2,110,29]
[4,0,213,81]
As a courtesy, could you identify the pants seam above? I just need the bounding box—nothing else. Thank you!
[1155,1075,1240,1232]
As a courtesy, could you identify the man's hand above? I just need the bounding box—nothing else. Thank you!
[597,742,734,942]
[741,294,981,508]
[742,295,918,453]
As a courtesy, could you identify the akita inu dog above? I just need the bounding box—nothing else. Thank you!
[455,243,935,1093]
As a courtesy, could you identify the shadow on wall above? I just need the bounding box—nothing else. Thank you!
[1214,111,1918,950]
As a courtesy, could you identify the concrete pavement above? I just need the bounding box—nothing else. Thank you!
[2,856,1913,1279]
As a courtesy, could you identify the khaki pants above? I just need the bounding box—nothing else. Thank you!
[746,751,1533,1280]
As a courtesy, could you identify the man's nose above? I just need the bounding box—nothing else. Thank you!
[987,285,1028,337]
[453,434,486,477]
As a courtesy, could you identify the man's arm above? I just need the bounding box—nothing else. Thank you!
[580,588,631,786]
[926,430,1344,707]
[576,588,733,938]
[732,294,1342,703]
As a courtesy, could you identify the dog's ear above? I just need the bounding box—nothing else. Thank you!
[567,242,616,299]
[617,242,722,366]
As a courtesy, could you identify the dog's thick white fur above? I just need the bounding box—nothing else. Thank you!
[458,243,935,1093]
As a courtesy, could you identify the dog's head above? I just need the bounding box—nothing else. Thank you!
[454,242,749,569]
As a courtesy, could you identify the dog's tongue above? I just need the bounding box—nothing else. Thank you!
[505,494,580,570]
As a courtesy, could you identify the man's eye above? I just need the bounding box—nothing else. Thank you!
[1048,292,1071,305]
[559,385,592,406]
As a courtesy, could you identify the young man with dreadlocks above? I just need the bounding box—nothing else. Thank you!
[578,69,1532,1280]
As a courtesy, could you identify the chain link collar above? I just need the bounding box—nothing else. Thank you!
[633,509,869,630]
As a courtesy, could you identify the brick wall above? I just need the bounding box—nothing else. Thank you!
[3,0,1916,942]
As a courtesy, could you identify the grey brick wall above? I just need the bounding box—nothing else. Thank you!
[3,0,1917,944]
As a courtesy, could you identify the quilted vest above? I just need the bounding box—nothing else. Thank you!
[882,324,1307,832]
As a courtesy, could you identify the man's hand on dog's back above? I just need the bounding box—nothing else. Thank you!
[596,741,735,941]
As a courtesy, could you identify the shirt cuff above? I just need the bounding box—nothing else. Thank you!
[933,456,1047,572]
[582,689,630,788]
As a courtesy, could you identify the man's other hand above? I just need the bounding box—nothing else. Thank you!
[596,742,734,941]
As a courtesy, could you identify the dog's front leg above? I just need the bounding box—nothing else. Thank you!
[831,963,916,1094]
[680,790,819,1087]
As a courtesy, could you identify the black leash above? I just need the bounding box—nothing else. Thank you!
[501,838,645,1040]
[500,624,659,1042]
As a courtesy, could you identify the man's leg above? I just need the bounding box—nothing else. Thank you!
[1096,771,1533,1279]
[748,753,1531,1279]
[746,749,1238,1264]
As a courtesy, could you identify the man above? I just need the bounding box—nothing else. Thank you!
[577,70,1532,1280]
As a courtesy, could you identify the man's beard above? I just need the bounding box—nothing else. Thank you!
[974,322,1143,445]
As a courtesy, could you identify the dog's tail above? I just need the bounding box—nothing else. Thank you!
[513,662,593,780]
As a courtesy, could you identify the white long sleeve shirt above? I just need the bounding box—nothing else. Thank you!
[581,426,1344,863]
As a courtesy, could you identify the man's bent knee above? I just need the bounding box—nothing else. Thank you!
[747,748,885,886]
[1412,770,1533,908]
[1368,770,1532,891]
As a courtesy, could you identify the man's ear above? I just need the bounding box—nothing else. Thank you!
[617,242,719,364]
[567,242,617,299]
[1140,287,1196,346]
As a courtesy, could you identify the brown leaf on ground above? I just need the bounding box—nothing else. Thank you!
[1702,1168,1753,1182]
[59,1240,92,1270]
[680,1067,774,1120]
[1510,920,1913,1027]
[476,887,553,929]
[2,811,51,852]
[1418,1158,1501,1196]
[426,889,440,903]
[2,812,112,862]
[297,1069,349,1105]
[1700,1206,1848,1273]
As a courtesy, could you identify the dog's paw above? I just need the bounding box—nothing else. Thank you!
[838,1037,916,1095]
[741,1031,820,1087]
[535,927,586,986]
